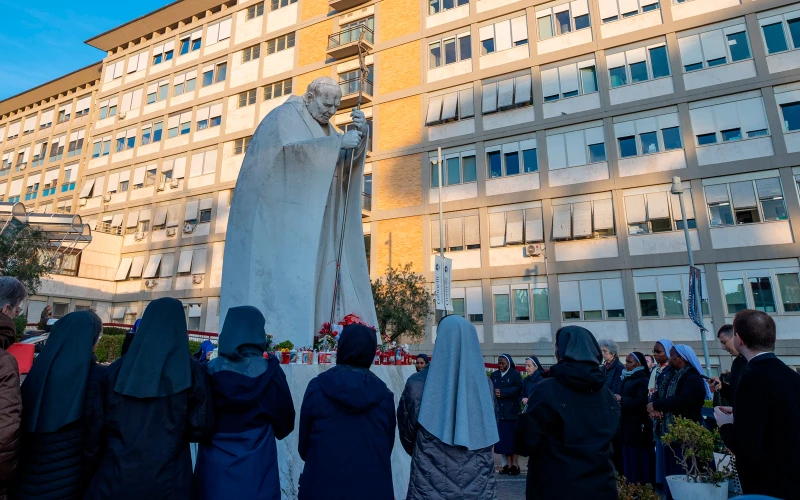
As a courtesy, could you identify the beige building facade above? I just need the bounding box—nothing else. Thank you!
[2,0,800,367]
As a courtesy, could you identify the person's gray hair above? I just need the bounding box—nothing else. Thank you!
[0,277,27,310]
[305,76,341,97]
[598,339,618,356]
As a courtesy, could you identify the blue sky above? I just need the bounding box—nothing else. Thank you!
[0,0,172,100]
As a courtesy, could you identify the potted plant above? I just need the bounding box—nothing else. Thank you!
[661,417,733,500]
[616,473,660,500]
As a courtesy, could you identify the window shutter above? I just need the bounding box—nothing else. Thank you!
[202,150,217,174]
[580,280,603,312]
[489,212,506,246]
[506,210,524,244]
[511,15,528,43]
[113,61,124,79]
[700,29,727,62]
[737,98,768,132]
[572,202,593,236]
[25,174,41,187]
[160,254,175,277]
[174,157,187,178]
[147,81,158,94]
[207,22,221,45]
[188,304,202,318]
[441,92,458,121]
[525,207,544,242]
[219,18,232,41]
[497,78,515,109]
[614,120,636,139]
[115,258,133,281]
[559,64,579,95]
[482,83,498,113]
[126,210,140,228]
[446,218,464,248]
[133,167,146,185]
[678,35,703,67]
[565,130,587,167]
[646,192,670,219]
[191,248,207,274]
[165,41,175,52]
[190,153,204,178]
[166,204,181,227]
[8,179,23,197]
[463,215,480,246]
[143,254,162,278]
[431,219,441,250]
[131,89,143,110]
[546,133,567,170]
[191,29,203,41]
[514,74,532,105]
[593,198,614,230]
[658,274,682,292]
[689,107,716,136]
[426,96,443,125]
[168,114,180,129]
[154,206,168,226]
[79,179,95,198]
[713,102,740,131]
[598,0,618,19]
[540,68,560,98]
[199,198,213,211]
[139,208,152,221]
[671,191,695,220]
[755,177,782,199]
[479,25,494,41]
[185,200,200,220]
[601,278,625,312]
[552,204,572,239]
[110,214,124,227]
[44,168,59,184]
[177,250,194,273]
[107,173,120,193]
[704,184,730,204]
[129,256,146,278]
[635,276,658,293]
[458,89,474,118]
[466,287,484,315]
[495,20,512,51]
[559,281,581,314]
[729,181,757,209]
[210,103,223,119]
[626,47,647,65]
[625,195,647,223]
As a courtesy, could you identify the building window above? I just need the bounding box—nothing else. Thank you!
[430,151,477,188]
[635,273,709,318]
[167,110,193,138]
[147,79,170,104]
[98,99,118,120]
[600,0,660,23]
[485,139,537,179]
[265,79,293,100]
[625,189,695,235]
[238,89,258,108]
[115,130,136,152]
[559,278,625,320]
[493,284,549,323]
[720,266,800,316]
[242,44,261,63]
[196,103,223,130]
[760,10,800,55]
[91,137,112,158]
[689,96,770,146]
[551,196,615,240]
[429,0,468,15]
[247,2,265,19]
[429,33,471,68]
[779,101,800,132]
[199,207,212,223]
[145,168,157,187]
[271,0,297,10]
[607,44,670,89]
[537,0,590,40]
[67,130,85,157]
[152,41,175,65]
[267,33,295,54]
[704,176,788,227]
[540,61,598,102]
[48,137,65,162]
[614,112,682,159]
[141,121,164,145]
[234,136,252,155]
[482,74,532,113]
[425,89,475,126]
[546,125,606,171]
[179,31,202,55]
[678,24,752,73]
[174,70,197,96]
[489,206,544,247]
[202,62,227,87]
[431,215,480,253]
[480,15,528,55]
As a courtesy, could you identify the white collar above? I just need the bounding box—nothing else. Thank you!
[747,351,771,362]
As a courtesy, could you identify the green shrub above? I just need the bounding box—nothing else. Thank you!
[275,340,294,350]
[13,314,27,342]
[616,473,660,500]
[662,417,733,485]
[96,335,124,363]
[188,340,203,356]
[102,326,129,336]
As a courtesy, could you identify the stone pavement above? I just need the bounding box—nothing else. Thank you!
[494,454,527,499]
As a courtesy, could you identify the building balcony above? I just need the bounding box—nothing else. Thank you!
[362,192,371,216]
[339,78,373,108]
[327,26,374,59]
[329,0,369,12]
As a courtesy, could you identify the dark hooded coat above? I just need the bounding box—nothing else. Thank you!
[490,355,522,421]
[0,313,21,500]
[194,306,295,500]
[12,312,106,500]
[298,324,395,500]
[515,326,619,500]
[83,298,215,500]
[520,357,545,409]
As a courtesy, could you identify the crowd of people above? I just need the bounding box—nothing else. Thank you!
[0,274,799,499]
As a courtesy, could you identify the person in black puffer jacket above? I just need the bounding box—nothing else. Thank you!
[615,351,652,486]
[12,311,107,500]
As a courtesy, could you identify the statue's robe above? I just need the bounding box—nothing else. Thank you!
[220,95,376,347]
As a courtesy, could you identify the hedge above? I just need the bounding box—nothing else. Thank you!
[102,326,129,336]
[96,336,206,364]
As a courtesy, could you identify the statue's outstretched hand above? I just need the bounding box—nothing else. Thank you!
[342,129,362,150]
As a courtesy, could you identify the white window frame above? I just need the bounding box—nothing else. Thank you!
[703,175,788,228]
[480,15,529,56]
[624,187,695,235]
[540,60,598,102]
[430,214,481,253]
[559,277,626,320]
[689,94,771,146]
[429,149,477,187]
[551,195,616,240]
[758,8,800,55]
[677,23,753,73]
[606,42,671,89]
[429,32,472,69]
[425,89,475,126]
[599,0,660,24]
[536,0,591,41]
[613,111,682,158]
[492,283,550,323]
[485,139,538,179]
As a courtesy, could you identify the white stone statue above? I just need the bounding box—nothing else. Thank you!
[220,76,377,348]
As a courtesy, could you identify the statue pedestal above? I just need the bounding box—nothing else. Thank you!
[277,364,416,499]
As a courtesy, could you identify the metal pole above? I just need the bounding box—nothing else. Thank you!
[437,147,447,319]
[675,177,712,376]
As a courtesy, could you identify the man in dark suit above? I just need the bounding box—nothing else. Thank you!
[715,309,800,499]
[709,324,748,407]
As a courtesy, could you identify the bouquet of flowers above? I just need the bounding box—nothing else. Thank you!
[316,313,376,351]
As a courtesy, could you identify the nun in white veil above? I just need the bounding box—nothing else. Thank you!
[397,315,498,500]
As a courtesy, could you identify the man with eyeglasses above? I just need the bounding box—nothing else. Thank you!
[0,276,24,500]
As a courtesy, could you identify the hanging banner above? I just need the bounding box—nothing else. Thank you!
[688,266,706,331]
[442,257,452,312]
[434,255,453,311]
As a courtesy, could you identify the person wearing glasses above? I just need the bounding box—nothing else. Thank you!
[0,276,26,500]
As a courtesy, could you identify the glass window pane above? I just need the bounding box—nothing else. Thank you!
[431,160,439,187]
[584,310,603,320]
[538,16,553,40]
[446,157,461,185]
[777,273,800,312]
[650,218,672,232]
[514,289,530,321]
[533,288,550,321]
[663,291,684,316]
[721,128,742,141]
[662,127,682,150]
[459,36,472,60]
[629,61,649,83]
[563,310,580,320]
[555,11,571,35]
[481,39,495,55]
[462,155,477,182]
[488,151,502,178]
[609,66,627,87]
[429,42,441,68]
[574,14,590,30]
[640,131,659,154]
[684,62,703,72]
[495,294,510,322]
[588,143,606,162]
[722,278,747,314]
[761,199,787,221]
[619,136,637,158]
[580,66,598,93]
[709,204,734,226]
[781,102,800,131]
[697,133,717,145]
[452,298,466,318]
[750,277,776,313]
[444,39,457,64]
[707,57,726,67]
[639,292,659,317]
[522,148,538,173]
[505,152,520,176]
[649,45,670,78]
[763,22,789,54]
[789,18,800,48]
[429,0,439,14]
[727,31,751,61]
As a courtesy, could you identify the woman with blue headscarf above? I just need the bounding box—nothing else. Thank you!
[616,351,652,486]
[13,311,105,499]
[84,298,215,500]
[193,340,216,366]
[647,344,711,499]
[490,354,522,475]
[195,306,294,500]
[398,315,498,500]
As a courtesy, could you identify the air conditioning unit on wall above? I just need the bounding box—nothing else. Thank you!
[526,244,544,257]
[144,279,157,288]
[166,227,177,237]
[156,182,165,192]
[103,192,112,202]
[134,232,146,241]
[170,179,180,189]
[192,275,204,284]
[183,222,195,234]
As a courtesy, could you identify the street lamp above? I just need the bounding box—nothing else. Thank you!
[671,176,712,376]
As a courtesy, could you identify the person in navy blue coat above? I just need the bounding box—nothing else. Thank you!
[490,354,522,475]
[298,324,396,500]
[194,306,295,500]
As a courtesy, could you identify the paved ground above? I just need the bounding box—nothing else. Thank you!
[495,475,527,499]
